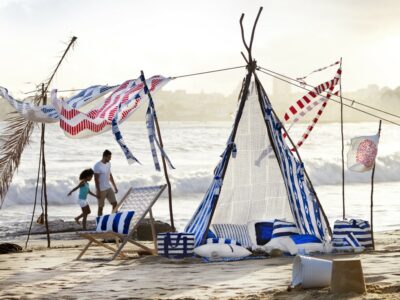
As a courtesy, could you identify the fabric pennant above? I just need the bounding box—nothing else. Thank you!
[111,104,141,165]
[283,66,342,150]
[141,75,175,172]
[0,85,114,123]
[52,75,170,138]
[146,107,161,171]
[145,102,175,171]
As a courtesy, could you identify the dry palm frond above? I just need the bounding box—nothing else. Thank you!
[0,36,77,208]
[0,95,40,208]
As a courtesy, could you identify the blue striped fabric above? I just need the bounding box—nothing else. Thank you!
[0,85,114,123]
[259,88,329,241]
[157,232,195,258]
[184,144,232,247]
[271,220,299,238]
[111,101,141,165]
[66,85,115,108]
[184,80,331,247]
[332,232,361,250]
[212,224,252,248]
[95,211,135,235]
[333,219,372,248]
[141,73,175,172]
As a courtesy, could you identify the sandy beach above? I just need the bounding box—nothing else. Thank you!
[0,230,399,299]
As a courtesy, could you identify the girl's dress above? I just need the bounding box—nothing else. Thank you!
[77,182,90,208]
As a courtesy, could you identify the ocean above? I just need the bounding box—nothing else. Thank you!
[0,121,399,235]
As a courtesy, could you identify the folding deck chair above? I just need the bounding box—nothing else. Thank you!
[76,184,167,260]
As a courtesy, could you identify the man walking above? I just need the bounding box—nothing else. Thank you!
[94,150,118,216]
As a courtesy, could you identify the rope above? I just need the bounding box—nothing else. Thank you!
[171,65,246,79]
[257,68,400,127]
[258,66,400,120]
[23,65,247,95]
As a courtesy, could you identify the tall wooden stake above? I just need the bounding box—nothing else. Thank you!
[141,71,175,232]
[370,120,382,250]
[41,85,51,248]
[339,57,346,219]
[26,36,77,249]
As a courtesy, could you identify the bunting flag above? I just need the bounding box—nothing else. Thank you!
[347,134,379,172]
[52,75,170,138]
[0,85,114,123]
[283,66,342,150]
[111,103,141,165]
[141,75,175,171]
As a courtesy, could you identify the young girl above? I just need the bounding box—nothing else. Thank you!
[68,168,97,230]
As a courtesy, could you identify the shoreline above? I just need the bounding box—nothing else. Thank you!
[0,230,399,299]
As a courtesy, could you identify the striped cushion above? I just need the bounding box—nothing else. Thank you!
[95,211,135,235]
[333,219,372,248]
[271,220,299,238]
[212,224,252,248]
[206,238,242,246]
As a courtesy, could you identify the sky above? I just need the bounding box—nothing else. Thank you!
[1,0,400,98]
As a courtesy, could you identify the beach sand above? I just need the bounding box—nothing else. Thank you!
[0,231,399,299]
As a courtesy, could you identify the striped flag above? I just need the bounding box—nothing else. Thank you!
[0,85,114,123]
[53,75,170,138]
[283,66,342,150]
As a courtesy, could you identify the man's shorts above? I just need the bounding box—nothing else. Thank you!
[98,188,117,208]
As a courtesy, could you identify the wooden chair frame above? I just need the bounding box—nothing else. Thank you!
[76,184,167,260]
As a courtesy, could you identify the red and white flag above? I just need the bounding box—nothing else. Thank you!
[283,65,342,150]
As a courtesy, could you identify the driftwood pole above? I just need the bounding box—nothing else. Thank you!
[141,71,175,232]
[40,85,50,247]
[370,120,382,250]
[24,36,77,248]
[339,58,346,220]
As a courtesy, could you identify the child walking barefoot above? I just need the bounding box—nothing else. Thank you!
[68,169,98,230]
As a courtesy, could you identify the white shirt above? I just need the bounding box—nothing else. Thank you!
[93,161,111,191]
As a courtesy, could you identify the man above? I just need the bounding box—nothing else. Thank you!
[93,150,118,216]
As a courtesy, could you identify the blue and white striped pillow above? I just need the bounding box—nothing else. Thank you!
[206,237,242,246]
[96,211,135,235]
[271,220,299,238]
[212,224,252,248]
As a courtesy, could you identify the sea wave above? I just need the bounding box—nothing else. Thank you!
[306,152,400,185]
[2,152,398,207]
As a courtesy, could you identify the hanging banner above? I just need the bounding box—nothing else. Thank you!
[52,75,170,138]
[142,75,175,172]
[283,66,342,150]
[111,103,141,165]
[347,134,380,172]
[0,85,114,123]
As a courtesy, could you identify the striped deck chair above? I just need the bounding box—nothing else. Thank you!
[76,184,167,260]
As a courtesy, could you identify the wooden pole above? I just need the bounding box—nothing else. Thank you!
[370,120,382,250]
[24,36,77,249]
[200,8,262,244]
[41,85,50,248]
[339,58,346,220]
[141,71,175,232]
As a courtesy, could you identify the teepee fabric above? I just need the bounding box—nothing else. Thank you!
[185,74,330,247]
[0,85,114,123]
[347,134,379,172]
